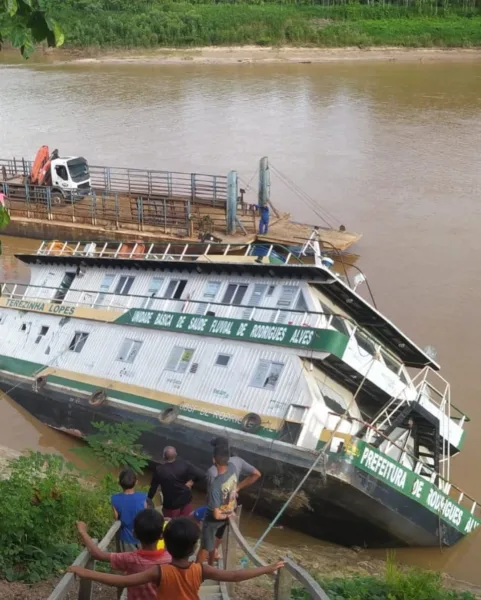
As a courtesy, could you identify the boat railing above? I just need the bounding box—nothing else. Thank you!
[328,414,481,519]
[34,239,305,265]
[0,156,228,207]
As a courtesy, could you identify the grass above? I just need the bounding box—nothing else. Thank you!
[45,1,481,49]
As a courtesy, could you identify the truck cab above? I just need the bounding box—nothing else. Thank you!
[50,156,91,201]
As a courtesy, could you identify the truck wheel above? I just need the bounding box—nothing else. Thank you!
[51,192,64,205]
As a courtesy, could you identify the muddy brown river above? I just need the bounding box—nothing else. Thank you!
[2,52,481,584]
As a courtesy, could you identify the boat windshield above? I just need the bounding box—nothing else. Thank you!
[67,158,90,182]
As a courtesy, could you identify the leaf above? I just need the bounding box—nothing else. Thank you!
[6,0,18,17]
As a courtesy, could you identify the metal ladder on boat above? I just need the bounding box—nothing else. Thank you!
[360,367,455,481]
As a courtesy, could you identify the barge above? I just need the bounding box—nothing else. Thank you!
[0,237,478,547]
[0,152,361,253]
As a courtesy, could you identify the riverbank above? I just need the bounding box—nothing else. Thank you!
[62,46,481,65]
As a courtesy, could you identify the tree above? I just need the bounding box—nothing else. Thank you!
[0,0,64,58]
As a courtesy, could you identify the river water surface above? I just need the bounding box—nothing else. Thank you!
[1,53,481,584]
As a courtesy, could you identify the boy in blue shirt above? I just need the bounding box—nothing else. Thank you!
[111,468,148,551]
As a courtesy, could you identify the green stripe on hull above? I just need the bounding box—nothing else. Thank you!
[115,309,349,357]
[0,356,44,377]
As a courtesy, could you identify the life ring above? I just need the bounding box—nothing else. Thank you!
[89,389,107,407]
[33,376,47,392]
[241,412,262,434]
[158,406,179,425]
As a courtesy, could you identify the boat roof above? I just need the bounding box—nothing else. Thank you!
[16,252,438,370]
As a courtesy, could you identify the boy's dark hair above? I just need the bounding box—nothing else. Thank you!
[211,436,229,450]
[133,509,164,545]
[164,517,200,559]
[213,445,230,466]
[119,468,137,491]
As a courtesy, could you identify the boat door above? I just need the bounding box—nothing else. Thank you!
[52,271,76,304]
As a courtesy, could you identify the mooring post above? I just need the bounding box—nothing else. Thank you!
[226,170,238,235]
[258,156,270,207]
[224,511,240,597]
[274,566,293,600]
[78,557,94,600]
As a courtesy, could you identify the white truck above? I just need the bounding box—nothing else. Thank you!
[0,146,91,204]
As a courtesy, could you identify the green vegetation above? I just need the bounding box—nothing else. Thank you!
[0,452,113,582]
[0,0,63,57]
[39,0,481,50]
[292,560,477,600]
[0,421,151,583]
[72,420,153,474]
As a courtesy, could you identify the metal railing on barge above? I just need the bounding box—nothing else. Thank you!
[0,157,228,206]
[48,514,330,600]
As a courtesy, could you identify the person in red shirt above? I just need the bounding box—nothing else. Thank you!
[75,509,171,600]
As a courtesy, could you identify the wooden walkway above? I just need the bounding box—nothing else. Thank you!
[49,513,330,600]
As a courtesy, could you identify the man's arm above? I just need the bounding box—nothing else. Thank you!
[213,508,230,521]
[203,561,284,582]
[68,565,158,588]
[234,458,262,493]
[76,522,111,562]
[185,461,206,485]
[147,467,161,500]
[237,468,261,493]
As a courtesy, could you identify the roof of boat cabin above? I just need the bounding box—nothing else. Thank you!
[15,253,438,370]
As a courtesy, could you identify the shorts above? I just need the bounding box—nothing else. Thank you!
[163,503,193,519]
[201,519,228,552]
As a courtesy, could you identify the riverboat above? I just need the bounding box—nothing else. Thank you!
[0,236,478,548]
[0,155,361,254]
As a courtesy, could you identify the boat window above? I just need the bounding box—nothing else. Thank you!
[96,273,115,308]
[276,285,298,308]
[35,326,49,344]
[19,322,31,333]
[380,348,402,377]
[115,276,135,296]
[165,346,195,374]
[250,360,284,391]
[321,302,350,335]
[215,354,231,367]
[354,330,377,357]
[196,281,221,314]
[295,291,309,312]
[165,279,188,300]
[243,283,268,318]
[267,285,275,297]
[69,332,89,353]
[143,277,164,309]
[117,339,143,363]
[221,283,248,305]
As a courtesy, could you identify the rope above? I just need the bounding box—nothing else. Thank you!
[270,164,343,229]
[253,352,379,552]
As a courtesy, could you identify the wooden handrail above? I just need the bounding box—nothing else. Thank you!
[50,515,329,600]
[225,514,330,600]
[48,521,121,600]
